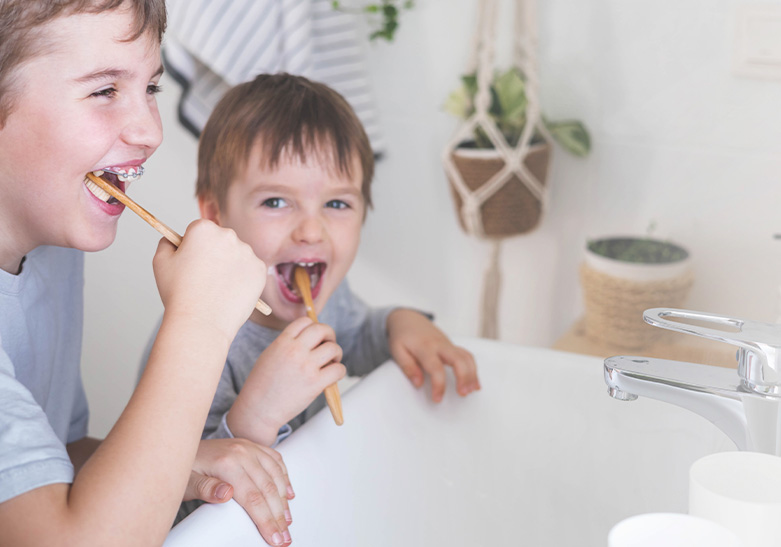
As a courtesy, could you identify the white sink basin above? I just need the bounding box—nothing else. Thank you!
[165,337,734,546]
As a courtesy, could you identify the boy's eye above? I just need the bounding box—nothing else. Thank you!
[326,200,349,210]
[90,87,117,98]
[262,197,288,208]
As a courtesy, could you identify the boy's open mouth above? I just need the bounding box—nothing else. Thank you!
[276,261,326,299]
[83,166,144,204]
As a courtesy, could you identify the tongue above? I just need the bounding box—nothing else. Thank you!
[277,263,322,293]
[278,263,297,289]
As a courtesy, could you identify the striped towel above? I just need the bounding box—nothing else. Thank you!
[164,0,384,153]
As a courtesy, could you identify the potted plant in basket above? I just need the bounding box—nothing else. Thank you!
[443,67,591,237]
[444,68,590,155]
[580,230,693,349]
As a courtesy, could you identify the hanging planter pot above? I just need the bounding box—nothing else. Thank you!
[447,142,551,237]
[442,65,589,239]
[438,0,589,339]
[580,236,694,349]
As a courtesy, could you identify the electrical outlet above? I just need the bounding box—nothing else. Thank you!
[732,4,781,80]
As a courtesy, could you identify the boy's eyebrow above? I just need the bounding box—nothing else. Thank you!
[251,182,362,198]
[74,64,165,84]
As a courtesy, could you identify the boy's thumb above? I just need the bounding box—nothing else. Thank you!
[183,471,234,504]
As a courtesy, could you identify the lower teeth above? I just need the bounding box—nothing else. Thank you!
[85,178,111,202]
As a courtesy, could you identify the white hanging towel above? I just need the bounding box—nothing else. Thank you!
[164,0,384,153]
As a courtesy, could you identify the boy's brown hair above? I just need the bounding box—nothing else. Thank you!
[196,73,375,211]
[0,0,167,126]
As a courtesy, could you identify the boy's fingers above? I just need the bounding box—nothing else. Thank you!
[443,347,479,395]
[459,347,481,391]
[393,347,424,387]
[264,450,295,498]
[296,322,337,347]
[311,341,344,371]
[151,237,176,271]
[232,468,290,546]
[281,316,315,338]
[183,471,233,504]
[155,235,178,255]
[253,448,291,504]
[416,349,446,402]
[319,361,347,387]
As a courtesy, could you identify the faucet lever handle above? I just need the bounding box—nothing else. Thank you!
[643,308,781,350]
[644,308,781,393]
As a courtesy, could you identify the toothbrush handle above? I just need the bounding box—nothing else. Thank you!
[85,173,272,316]
[294,266,344,426]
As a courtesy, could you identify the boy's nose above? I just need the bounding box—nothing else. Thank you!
[292,214,325,244]
[120,98,163,150]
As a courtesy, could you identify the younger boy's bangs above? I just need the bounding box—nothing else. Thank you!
[256,127,357,182]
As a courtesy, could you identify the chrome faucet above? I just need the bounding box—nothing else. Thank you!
[604,308,781,455]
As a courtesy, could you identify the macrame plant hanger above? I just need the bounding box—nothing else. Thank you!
[442,0,552,339]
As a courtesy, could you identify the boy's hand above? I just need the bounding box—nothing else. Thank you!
[152,219,266,341]
[185,438,294,546]
[387,309,480,403]
[228,317,347,446]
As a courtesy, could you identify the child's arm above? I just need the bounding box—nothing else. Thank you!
[136,318,294,538]
[0,220,278,547]
[66,434,293,540]
[65,437,101,475]
[387,309,481,402]
[227,317,346,446]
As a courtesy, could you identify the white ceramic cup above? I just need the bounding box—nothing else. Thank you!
[690,451,781,547]
[608,512,741,546]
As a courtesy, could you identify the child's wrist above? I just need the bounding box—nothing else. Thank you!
[227,402,284,447]
[386,308,416,335]
[161,308,236,351]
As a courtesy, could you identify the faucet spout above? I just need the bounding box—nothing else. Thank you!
[605,356,781,454]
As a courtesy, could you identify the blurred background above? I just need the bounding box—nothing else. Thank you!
[83,0,781,437]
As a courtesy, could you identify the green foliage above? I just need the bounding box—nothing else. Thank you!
[443,67,591,156]
[545,120,590,158]
[332,0,415,42]
[587,237,688,264]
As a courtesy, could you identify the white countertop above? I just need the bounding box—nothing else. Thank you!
[165,337,734,547]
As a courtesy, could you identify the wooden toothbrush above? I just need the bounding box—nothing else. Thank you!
[85,172,272,316]
[294,265,344,426]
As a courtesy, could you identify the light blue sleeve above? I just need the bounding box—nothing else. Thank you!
[0,347,74,504]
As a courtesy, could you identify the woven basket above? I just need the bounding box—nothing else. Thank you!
[447,143,551,238]
[580,261,694,349]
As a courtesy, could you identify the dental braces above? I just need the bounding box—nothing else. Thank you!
[100,166,145,180]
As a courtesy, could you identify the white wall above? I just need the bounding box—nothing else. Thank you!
[82,0,781,437]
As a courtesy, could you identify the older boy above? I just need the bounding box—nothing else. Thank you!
[0,2,294,546]
[192,73,480,447]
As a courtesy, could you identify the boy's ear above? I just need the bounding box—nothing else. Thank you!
[198,195,222,225]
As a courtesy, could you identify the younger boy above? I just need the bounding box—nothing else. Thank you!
[193,73,480,447]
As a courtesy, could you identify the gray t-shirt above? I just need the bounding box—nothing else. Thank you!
[205,280,394,439]
[140,280,395,440]
[0,246,89,503]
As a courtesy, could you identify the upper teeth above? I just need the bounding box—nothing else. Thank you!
[297,262,318,267]
[99,166,144,182]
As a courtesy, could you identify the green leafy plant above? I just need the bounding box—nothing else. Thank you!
[443,67,591,157]
[331,0,415,42]
[587,237,688,264]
